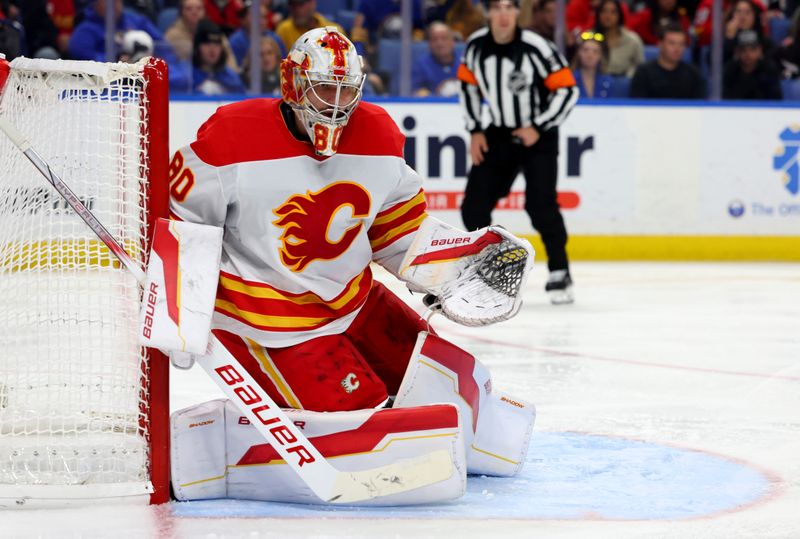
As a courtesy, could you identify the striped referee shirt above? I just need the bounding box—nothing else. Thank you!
[457,27,579,134]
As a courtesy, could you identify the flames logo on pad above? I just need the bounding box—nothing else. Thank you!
[272,182,371,272]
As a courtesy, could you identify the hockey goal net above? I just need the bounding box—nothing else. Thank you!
[0,57,169,506]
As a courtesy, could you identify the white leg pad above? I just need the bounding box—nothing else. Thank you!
[171,399,466,505]
[470,390,535,476]
[394,331,535,476]
[171,399,229,501]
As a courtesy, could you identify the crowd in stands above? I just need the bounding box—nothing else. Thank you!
[0,0,798,99]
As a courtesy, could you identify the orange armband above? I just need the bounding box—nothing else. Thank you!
[457,63,478,85]
[544,68,577,92]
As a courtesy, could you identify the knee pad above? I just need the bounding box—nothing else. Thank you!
[171,399,466,505]
[393,331,535,476]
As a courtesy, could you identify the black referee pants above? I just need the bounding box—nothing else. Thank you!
[461,126,569,272]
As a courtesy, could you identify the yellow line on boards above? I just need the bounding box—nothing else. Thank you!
[519,235,800,261]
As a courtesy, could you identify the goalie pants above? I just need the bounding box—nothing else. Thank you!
[213,281,432,412]
[461,126,569,272]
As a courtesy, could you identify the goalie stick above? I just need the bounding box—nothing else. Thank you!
[0,113,455,504]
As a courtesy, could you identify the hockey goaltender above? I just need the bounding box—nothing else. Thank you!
[162,27,537,505]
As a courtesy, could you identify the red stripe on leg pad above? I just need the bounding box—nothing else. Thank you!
[420,334,481,432]
[236,404,458,465]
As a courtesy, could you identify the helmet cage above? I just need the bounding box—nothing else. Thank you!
[297,70,364,129]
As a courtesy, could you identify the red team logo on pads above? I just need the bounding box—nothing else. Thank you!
[272,182,371,272]
[340,373,360,393]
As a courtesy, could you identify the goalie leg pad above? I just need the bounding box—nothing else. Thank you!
[171,399,229,501]
[171,399,466,505]
[470,390,535,476]
[393,331,535,476]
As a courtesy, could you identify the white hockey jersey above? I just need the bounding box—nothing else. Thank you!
[169,98,428,347]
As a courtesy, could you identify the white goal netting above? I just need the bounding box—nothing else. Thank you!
[0,58,162,505]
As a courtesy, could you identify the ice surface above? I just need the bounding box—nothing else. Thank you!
[3,262,799,538]
[172,432,772,520]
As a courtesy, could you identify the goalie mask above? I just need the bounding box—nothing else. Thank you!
[281,27,365,156]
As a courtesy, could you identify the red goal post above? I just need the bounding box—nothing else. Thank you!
[0,56,169,506]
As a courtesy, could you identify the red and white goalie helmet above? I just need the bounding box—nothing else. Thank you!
[280,27,365,156]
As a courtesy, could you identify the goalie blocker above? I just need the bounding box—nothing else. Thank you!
[139,218,223,355]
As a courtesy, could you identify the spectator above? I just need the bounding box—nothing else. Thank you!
[425,0,455,22]
[629,0,692,45]
[530,0,557,41]
[72,0,93,22]
[204,0,243,34]
[774,11,800,78]
[124,0,158,20]
[0,1,19,18]
[630,22,706,97]
[165,0,206,60]
[350,0,424,48]
[360,57,386,94]
[49,0,77,53]
[445,0,485,41]
[558,2,581,60]
[680,0,701,19]
[723,29,782,97]
[594,0,644,76]
[247,0,282,31]
[723,0,771,61]
[240,34,281,94]
[166,0,239,69]
[572,31,615,97]
[566,0,602,32]
[68,0,163,62]
[18,0,74,59]
[229,0,285,66]
[192,19,246,94]
[0,5,23,60]
[275,0,342,52]
[694,0,772,46]
[118,28,153,61]
[519,0,535,28]
[412,21,460,96]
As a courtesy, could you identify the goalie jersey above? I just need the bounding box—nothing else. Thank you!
[169,98,428,347]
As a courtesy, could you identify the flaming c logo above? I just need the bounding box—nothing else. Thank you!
[272,182,371,272]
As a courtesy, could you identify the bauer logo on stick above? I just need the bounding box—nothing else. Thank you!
[141,282,159,339]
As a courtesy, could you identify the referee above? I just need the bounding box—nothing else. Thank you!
[457,0,579,304]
